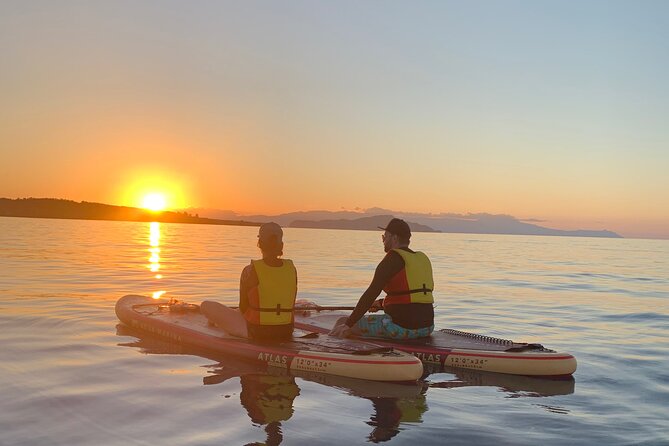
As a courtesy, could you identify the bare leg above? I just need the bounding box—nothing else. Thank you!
[201,301,248,338]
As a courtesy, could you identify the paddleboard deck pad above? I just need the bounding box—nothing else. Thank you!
[294,309,576,378]
[116,295,423,382]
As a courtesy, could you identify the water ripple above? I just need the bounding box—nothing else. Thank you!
[1,219,668,445]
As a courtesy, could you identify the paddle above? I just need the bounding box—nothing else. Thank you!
[228,303,356,311]
[228,301,380,312]
[294,301,382,312]
[295,304,356,311]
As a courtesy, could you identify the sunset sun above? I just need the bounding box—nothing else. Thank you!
[142,193,167,211]
[119,170,189,212]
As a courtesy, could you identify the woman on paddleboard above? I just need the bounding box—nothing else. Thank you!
[201,222,297,341]
[330,218,435,340]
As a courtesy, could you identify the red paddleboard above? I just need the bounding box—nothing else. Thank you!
[294,309,576,378]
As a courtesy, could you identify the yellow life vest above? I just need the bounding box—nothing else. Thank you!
[244,259,297,326]
[383,249,434,306]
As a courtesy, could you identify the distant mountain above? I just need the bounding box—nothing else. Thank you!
[188,207,622,238]
[184,208,370,227]
[387,212,622,238]
[5,198,620,238]
[0,198,259,227]
[290,214,439,233]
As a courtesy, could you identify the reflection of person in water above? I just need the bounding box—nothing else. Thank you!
[204,363,428,445]
[238,374,300,446]
[241,374,299,425]
[366,393,428,443]
[203,363,300,446]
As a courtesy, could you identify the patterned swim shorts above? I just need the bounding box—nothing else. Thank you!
[353,314,434,340]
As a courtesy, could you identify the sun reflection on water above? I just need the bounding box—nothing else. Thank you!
[148,222,166,299]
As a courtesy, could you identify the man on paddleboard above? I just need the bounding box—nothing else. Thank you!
[330,218,435,339]
[201,222,297,341]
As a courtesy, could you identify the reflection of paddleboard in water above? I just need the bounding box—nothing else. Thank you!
[294,306,577,378]
[115,295,423,382]
[425,365,575,397]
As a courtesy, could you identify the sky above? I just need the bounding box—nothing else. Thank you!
[1,0,668,239]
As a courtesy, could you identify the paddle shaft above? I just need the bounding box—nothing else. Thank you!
[296,304,385,313]
[296,305,356,311]
[231,305,377,312]
[230,305,357,311]
[230,302,382,312]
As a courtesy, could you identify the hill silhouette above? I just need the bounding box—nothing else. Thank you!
[0,198,259,227]
[2,198,623,238]
[187,207,622,238]
[290,214,439,233]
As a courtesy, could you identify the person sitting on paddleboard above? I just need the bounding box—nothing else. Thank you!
[330,218,434,340]
[201,222,297,341]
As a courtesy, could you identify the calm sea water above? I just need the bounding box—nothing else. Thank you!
[1,217,668,446]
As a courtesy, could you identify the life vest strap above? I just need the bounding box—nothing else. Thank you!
[386,283,433,296]
[248,303,294,315]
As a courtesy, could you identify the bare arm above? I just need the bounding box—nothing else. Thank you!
[345,252,404,327]
[239,263,257,315]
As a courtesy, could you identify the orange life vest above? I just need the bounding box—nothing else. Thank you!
[383,249,434,306]
[243,259,297,326]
